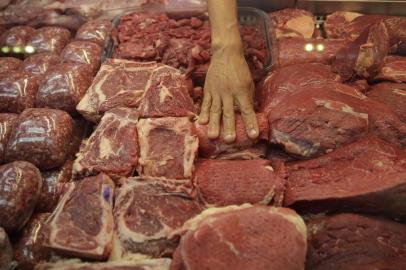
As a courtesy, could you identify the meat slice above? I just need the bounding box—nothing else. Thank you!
[268,8,316,39]
[171,205,307,270]
[111,178,202,259]
[0,57,22,72]
[284,137,406,218]
[73,107,139,181]
[306,213,406,270]
[374,56,406,83]
[0,113,18,164]
[46,173,115,260]
[75,19,112,47]
[194,159,285,207]
[35,259,172,270]
[324,11,363,39]
[22,53,61,75]
[27,26,71,54]
[0,161,42,232]
[0,227,12,270]
[137,117,198,179]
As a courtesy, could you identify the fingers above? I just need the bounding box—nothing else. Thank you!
[198,91,211,124]
[222,95,236,143]
[237,91,259,139]
[208,93,221,139]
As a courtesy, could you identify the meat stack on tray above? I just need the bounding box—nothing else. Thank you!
[0,4,405,270]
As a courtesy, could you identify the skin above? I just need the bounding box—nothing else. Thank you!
[199,0,259,143]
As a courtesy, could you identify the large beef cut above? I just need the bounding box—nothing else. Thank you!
[193,159,285,207]
[137,117,198,179]
[0,227,12,270]
[374,55,406,83]
[306,213,406,270]
[0,113,18,164]
[35,259,172,270]
[46,173,115,260]
[73,107,139,182]
[111,178,202,259]
[284,136,406,218]
[0,161,42,232]
[268,8,316,39]
[5,108,74,170]
[171,205,307,270]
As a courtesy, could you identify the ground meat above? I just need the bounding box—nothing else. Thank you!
[22,52,61,75]
[0,25,35,47]
[75,19,112,47]
[0,113,18,164]
[61,41,103,75]
[27,26,71,54]
[0,227,13,270]
[0,57,23,72]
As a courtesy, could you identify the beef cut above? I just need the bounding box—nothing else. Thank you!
[0,57,22,72]
[268,8,316,39]
[284,136,406,218]
[324,11,363,39]
[374,55,406,83]
[306,213,406,270]
[0,25,35,47]
[35,259,172,270]
[46,173,115,260]
[193,159,285,207]
[6,108,74,170]
[66,117,91,160]
[137,117,198,179]
[27,26,71,54]
[75,19,112,47]
[111,178,202,259]
[0,161,42,232]
[171,205,307,270]
[73,107,139,181]
[22,52,61,75]
[0,227,12,270]
[0,113,18,164]
[61,41,103,75]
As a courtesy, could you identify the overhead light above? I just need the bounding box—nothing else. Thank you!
[304,43,314,52]
[316,44,325,52]
[24,45,35,54]
[1,46,10,53]
[12,46,22,53]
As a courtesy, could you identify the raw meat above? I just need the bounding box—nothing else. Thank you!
[195,113,269,159]
[193,159,285,207]
[75,19,112,47]
[171,205,307,270]
[374,55,406,83]
[0,161,42,232]
[46,173,115,260]
[13,213,51,270]
[137,117,198,179]
[0,71,41,113]
[284,136,406,218]
[36,63,93,114]
[268,8,316,39]
[0,227,12,270]
[27,26,71,54]
[0,25,35,47]
[5,108,74,170]
[34,259,172,270]
[324,11,363,39]
[67,117,91,160]
[0,113,18,164]
[111,178,202,259]
[367,82,406,123]
[0,57,22,72]
[306,213,406,270]
[22,52,61,75]
[73,107,139,181]
[36,160,73,213]
[61,40,103,75]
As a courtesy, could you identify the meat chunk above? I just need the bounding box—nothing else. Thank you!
[75,19,112,47]
[22,52,61,75]
[171,205,307,270]
[0,25,35,47]
[324,11,363,39]
[111,178,202,259]
[13,213,51,270]
[46,173,115,260]
[0,227,13,270]
[194,159,285,207]
[66,117,91,160]
[34,259,172,270]
[73,107,139,181]
[61,41,103,75]
[0,161,42,232]
[374,56,406,83]
[0,113,18,164]
[5,108,74,170]
[27,26,71,54]
[137,117,198,179]
[306,213,406,270]
[269,8,316,39]
[284,137,406,218]
[0,57,22,72]
[36,63,93,114]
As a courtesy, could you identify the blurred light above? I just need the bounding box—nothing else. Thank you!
[24,45,35,54]
[304,43,314,52]
[12,46,22,53]
[316,44,325,52]
[1,46,10,53]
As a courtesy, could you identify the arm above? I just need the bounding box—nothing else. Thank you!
[198,0,259,143]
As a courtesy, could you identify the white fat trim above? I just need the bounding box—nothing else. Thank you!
[343,12,363,22]
[393,89,406,96]
[285,16,314,38]
[268,207,307,240]
[313,99,369,120]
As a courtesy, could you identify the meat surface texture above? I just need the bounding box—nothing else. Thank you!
[0,25,35,47]
[268,8,316,39]
[284,136,406,218]
[73,107,139,181]
[0,57,22,73]
[34,259,172,270]
[22,53,61,75]
[27,26,71,54]
[0,161,42,232]
[61,41,103,75]
[111,178,202,259]
[306,213,406,270]
[46,173,115,260]
[324,11,363,39]
[193,159,285,207]
[171,205,307,270]
[137,117,198,179]
[75,19,112,47]
[0,113,18,164]
[374,56,406,83]
[0,227,13,270]
[5,108,74,170]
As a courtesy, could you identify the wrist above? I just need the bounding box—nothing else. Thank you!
[211,24,244,54]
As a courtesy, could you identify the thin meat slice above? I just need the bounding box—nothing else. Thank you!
[374,55,406,83]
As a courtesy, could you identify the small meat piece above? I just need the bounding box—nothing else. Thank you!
[0,57,22,72]
[36,63,93,114]
[137,117,198,179]
[111,178,202,259]
[306,214,406,270]
[324,11,363,39]
[269,8,316,39]
[0,25,35,47]
[374,55,406,83]
[0,161,42,232]
[14,213,51,270]
[284,137,406,218]
[34,259,172,270]
[171,205,307,270]
[27,26,71,54]
[194,160,285,207]
[22,53,61,75]
[73,107,139,181]
[0,71,40,113]
[0,113,18,164]
[61,41,103,75]
[75,19,112,47]
[5,108,74,170]
[66,117,91,160]
[0,227,13,270]
[46,173,115,260]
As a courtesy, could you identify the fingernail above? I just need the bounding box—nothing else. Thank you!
[249,129,258,138]
[224,134,234,142]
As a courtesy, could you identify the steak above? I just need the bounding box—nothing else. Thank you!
[193,159,285,207]
[46,173,115,260]
[111,178,202,259]
[171,205,307,270]
[268,8,316,39]
[137,117,198,179]
[73,107,139,182]
[61,41,103,75]
[27,26,71,54]
[374,55,406,83]
[75,19,112,47]
[284,136,406,218]
[0,113,18,164]
[22,53,61,75]
[34,259,172,270]
[306,213,406,270]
